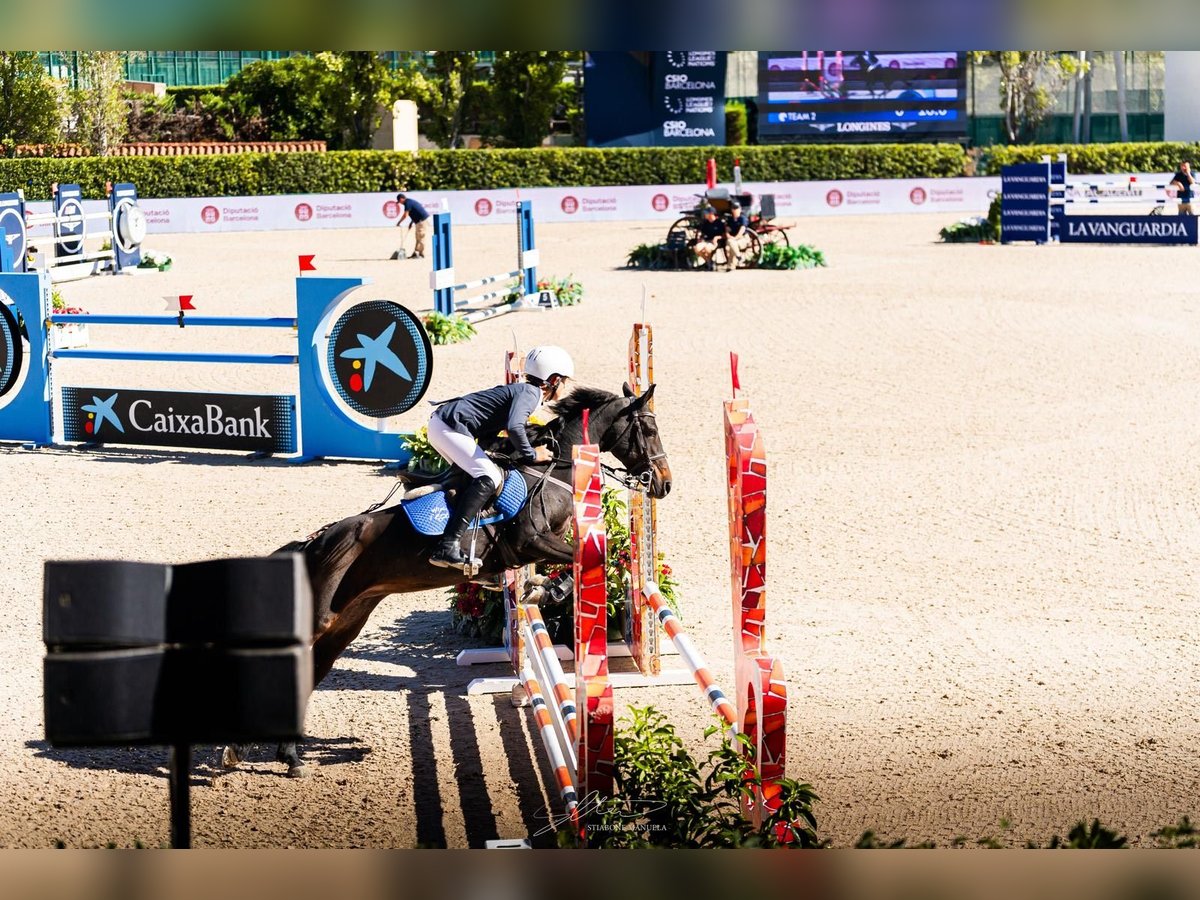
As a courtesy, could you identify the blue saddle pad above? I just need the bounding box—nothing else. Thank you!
[402,474,529,537]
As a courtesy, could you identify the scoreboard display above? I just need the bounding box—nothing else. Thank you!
[757,51,967,143]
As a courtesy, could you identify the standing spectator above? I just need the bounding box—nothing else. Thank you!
[723,200,750,271]
[1170,161,1196,216]
[395,193,430,258]
[691,206,728,271]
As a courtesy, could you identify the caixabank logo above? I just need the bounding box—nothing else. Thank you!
[326,301,432,417]
[61,387,298,453]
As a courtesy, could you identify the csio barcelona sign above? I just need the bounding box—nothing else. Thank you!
[1058,215,1199,245]
[61,386,297,454]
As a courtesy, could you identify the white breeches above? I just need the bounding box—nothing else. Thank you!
[426,415,503,485]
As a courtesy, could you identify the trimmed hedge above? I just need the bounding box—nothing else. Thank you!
[0,144,968,200]
[982,141,1200,175]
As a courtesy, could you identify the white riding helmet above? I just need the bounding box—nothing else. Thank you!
[524,345,574,383]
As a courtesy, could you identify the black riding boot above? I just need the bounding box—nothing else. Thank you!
[429,476,497,570]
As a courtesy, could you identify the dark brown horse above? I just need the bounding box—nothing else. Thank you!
[222,383,671,775]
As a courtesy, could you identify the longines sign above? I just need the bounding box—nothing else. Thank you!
[61,386,298,454]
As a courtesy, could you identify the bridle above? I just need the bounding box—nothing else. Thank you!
[533,395,665,494]
[593,400,666,492]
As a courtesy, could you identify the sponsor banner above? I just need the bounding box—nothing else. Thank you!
[1058,214,1199,245]
[1001,162,1052,243]
[653,51,727,146]
[61,386,297,453]
[138,177,1004,234]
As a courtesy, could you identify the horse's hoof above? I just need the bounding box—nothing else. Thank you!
[220,746,242,769]
[287,763,313,779]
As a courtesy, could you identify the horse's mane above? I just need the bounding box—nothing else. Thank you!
[548,384,620,425]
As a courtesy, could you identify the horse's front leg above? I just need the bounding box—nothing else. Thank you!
[521,532,575,606]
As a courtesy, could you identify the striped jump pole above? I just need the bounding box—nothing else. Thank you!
[506,435,612,842]
[639,584,738,733]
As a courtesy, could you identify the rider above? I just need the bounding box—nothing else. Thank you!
[425,345,575,570]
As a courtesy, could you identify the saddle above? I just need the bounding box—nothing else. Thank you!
[398,467,529,537]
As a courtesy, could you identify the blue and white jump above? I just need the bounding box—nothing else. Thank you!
[1001,154,1198,245]
[430,201,555,324]
[0,269,421,461]
[0,182,147,282]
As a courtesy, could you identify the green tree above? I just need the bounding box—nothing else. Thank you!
[0,52,62,154]
[420,51,481,149]
[972,51,1083,143]
[322,51,393,150]
[486,51,576,147]
[69,51,127,155]
[221,55,335,143]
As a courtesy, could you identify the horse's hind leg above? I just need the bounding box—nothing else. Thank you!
[276,741,307,778]
[220,743,252,769]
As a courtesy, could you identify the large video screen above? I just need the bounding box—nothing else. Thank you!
[757,51,967,142]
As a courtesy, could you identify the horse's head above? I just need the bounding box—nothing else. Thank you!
[547,383,673,499]
[598,384,672,499]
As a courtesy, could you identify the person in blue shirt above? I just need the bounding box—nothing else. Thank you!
[395,193,430,258]
[424,345,574,570]
[1170,161,1195,215]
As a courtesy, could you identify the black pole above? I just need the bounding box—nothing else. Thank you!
[168,743,191,849]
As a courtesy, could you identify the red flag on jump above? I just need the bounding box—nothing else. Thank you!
[730,352,740,396]
[582,408,590,445]
[298,255,316,273]
[162,295,194,311]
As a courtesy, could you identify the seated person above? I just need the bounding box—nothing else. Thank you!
[723,200,750,269]
[691,206,728,270]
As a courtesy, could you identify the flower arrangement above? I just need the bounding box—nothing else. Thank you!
[506,274,585,307]
[938,216,997,244]
[50,287,89,349]
[137,249,173,271]
[536,275,584,306]
[421,310,476,345]
[758,242,827,270]
[400,426,449,475]
[50,287,85,316]
[625,242,696,270]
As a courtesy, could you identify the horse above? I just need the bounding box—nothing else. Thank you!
[221,382,672,776]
